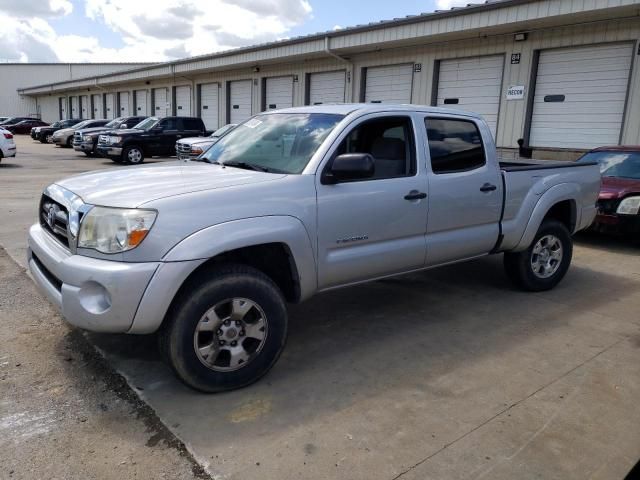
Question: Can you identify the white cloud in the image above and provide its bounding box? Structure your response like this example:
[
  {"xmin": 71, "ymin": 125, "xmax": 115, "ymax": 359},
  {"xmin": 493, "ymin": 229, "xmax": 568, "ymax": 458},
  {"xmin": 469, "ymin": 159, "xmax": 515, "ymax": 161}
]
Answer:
[
  {"xmin": 435, "ymin": 0, "xmax": 472, "ymax": 9},
  {"xmin": 0, "ymin": 0, "xmax": 313, "ymax": 63}
]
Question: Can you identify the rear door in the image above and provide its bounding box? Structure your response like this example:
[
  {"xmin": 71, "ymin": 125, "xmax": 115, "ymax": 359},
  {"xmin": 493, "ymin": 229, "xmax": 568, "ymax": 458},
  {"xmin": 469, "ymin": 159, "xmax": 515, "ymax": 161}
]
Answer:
[
  {"xmin": 199, "ymin": 83, "xmax": 219, "ymax": 130},
  {"xmin": 155, "ymin": 117, "xmax": 180, "ymax": 155},
  {"xmin": 364, "ymin": 64, "xmax": 413, "ymax": 104},
  {"xmin": 316, "ymin": 114, "xmax": 428, "ymax": 289},
  {"xmin": 264, "ymin": 76, "xmax": 293, "ymax": 110},
  {"xmin": 423, "ymin": 115, "xmax": 502, "ymax": 266},
  {"xmin": 228, "ymin": 80, "xmax": 252, "ymax": 124},
  {"xmin": 436, "ymin": 55, "xmax": 504, "ymax": 138},
  {"xmin": 308, "ymin": 70, "xmax": 346, "ymax": 105}
]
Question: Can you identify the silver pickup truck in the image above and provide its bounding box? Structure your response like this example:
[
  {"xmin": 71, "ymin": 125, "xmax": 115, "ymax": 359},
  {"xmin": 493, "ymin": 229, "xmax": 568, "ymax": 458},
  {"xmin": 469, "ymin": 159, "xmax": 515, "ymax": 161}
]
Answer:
[{"xmin": 28, "ymin": 104, "xmax": 600, "ymax": 392}]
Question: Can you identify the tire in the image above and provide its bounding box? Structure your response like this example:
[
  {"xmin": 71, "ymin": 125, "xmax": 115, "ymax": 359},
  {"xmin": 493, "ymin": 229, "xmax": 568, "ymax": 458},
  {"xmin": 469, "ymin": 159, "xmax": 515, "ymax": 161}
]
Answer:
[
  {"xmin": 65, "ymin": 137, "xmax": 72, "ymax": 147},
  {"xmin": 123, "ymin": 145, "xmax": 144, "ymax": 164},
  {"xmin": 504, "ymin": 219, "xmax": 573, "ymax": 292},
  {"xmin": 159, "ymin": 264, "xmax": 288, "ymax": 393},
  {"xmin": 42, "ymin": 134, "xmax": 53, "ymax": 144}
]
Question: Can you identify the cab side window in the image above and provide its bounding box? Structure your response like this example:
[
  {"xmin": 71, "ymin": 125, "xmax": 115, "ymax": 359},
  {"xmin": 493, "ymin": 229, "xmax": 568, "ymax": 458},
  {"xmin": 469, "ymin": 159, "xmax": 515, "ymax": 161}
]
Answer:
[
  {"xmin": 159, "ymin": 118, "xmax": 178, "ymax": 131},
  {"xmin": 425, "ymin": 118, "xmax": 486, "ymax": 174},
  {"xmin": 335, "ymin": 116, "xmax": 415, "ymax": 180}
]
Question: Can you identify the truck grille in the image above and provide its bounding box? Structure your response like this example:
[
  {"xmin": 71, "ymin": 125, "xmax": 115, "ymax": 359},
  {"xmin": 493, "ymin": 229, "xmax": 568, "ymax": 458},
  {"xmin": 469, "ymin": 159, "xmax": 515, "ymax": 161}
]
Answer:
[
  {"xmin": 98, "ymin": 135, "xmax": 109, "ymax": 146},
  {"xmin": 40, "ymin": 194, "xmax": 70, "ymax": 248},
  {"xmin": 176, "ymin": 142, "xmax": 193, "ymax": 155},
  {"xmin": 73, "ymin": 132, "xmax": 82, "ymax": 145}
]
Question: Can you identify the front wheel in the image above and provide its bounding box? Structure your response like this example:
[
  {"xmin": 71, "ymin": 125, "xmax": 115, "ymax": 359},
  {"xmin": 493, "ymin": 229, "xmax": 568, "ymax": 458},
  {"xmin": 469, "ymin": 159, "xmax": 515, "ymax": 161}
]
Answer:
[
  {"xmin": 123, "ymin": 145, "xmax": 144, "ymax": 164},
  {"xmin": 504, "ymin": 219, "xmax": 573, "ymax": 291},
  {"xmin": 159, "ymin": 264, "xmax": 288, "ymax": 393}
]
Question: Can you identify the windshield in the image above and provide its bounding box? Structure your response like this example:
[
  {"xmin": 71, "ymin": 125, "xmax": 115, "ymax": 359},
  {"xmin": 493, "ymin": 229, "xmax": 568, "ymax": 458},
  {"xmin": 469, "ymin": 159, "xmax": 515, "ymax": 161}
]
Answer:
[
  {"xmin": 578, "ymin": 151, "xmax": 640, "ymax": 180},
  {"xmin": 50, "ymin": 121, "xmax": 62, "ymax": 128},
  {"xmin": 134, "ymin": 117, "xmax": 159, "ymax": 130},
  {"xmin": 72, "ymin": 121, "xmax": 92, "ymax": 130},
  {"xmin": 105, "ymin": 118, "xmax": 124, "ymax": 128},
  {"xmin": 210, "ymin": 124, "xmax": 236, "ymax": 138},
  {"xmin": 198, "ymin": 113, "xmax": 343, "ymax": 174},
  {"xmin": 0, "ymin": 118, "xmax": 18, "ymax": 125}
]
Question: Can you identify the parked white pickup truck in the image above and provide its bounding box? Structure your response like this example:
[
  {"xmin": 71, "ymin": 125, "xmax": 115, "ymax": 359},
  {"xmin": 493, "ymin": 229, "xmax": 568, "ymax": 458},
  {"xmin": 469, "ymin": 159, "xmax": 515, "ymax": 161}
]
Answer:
[{"xmin": 28, "ymin": 105, "xmax": 600, "ymax": 392}]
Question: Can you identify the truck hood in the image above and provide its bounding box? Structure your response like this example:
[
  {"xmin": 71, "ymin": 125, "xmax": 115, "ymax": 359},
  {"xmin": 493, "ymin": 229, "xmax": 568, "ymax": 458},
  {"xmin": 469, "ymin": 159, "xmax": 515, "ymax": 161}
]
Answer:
[
  {"xmin": 177, "ymin": 136, "xmax": 215, "ymax": 147},
  {"xmin": 599, "ymin": 176, "xmax": 640, "ymax": 200},
  {"xmin": 55, "ymin": 161, "xmax": 287, "ymax": 208},
  {"xmin": 77, "ymin": 126, "xmax": 114, "ymax": 135}
]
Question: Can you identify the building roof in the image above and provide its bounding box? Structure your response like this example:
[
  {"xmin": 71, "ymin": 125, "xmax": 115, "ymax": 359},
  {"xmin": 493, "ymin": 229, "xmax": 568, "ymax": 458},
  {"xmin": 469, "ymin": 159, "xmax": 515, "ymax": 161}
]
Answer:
[{"xmin": 18, "ymin": 0, "xmax": 640, "ymax": 95}]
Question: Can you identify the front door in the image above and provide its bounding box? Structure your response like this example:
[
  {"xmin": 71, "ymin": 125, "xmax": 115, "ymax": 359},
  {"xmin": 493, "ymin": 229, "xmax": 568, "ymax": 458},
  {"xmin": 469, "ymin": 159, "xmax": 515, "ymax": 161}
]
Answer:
[
  {"xmin": 423, "ymin": 115, "xmax": 502, "ymax": 266},
  {"xmin": 316, "ymin": 114, "xmax": 428, "ymax": 289}
]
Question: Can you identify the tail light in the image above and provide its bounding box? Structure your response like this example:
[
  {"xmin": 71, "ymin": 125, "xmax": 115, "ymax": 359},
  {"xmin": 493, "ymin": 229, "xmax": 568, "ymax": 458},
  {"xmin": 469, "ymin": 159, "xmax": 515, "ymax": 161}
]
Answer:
[{"xmin": 4, "ymin": 133, "xmax": 13, "ymax": 139}]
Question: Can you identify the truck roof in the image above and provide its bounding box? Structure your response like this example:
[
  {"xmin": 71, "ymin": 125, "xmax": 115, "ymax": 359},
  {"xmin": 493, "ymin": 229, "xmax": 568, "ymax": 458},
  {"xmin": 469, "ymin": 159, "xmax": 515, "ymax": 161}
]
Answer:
[{"xmin": 274, "ymin": 103, "xmax": 484, "ymax": 119}]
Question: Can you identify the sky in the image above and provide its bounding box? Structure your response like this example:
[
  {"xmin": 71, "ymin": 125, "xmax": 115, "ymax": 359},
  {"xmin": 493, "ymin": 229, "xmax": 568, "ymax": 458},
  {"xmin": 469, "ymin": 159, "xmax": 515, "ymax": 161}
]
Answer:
[{"xmin": 0, "ymin": 0, "xmax": 470, "ymax": 64}]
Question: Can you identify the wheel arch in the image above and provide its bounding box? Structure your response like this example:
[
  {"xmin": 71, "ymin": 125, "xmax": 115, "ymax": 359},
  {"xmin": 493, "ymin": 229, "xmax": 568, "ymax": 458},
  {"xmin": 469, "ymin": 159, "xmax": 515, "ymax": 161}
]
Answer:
[
  {"xmin": 513, "ymin": 183, "xmax": 579, "ymax": 251},
  {"xmin": 128, "ymin": 216, "xmax": 317, "ymax": 334}
]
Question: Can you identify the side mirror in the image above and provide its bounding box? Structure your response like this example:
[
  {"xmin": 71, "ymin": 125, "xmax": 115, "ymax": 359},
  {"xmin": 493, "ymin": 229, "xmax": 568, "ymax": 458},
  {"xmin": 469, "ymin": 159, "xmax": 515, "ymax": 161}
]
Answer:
[{"xmin": 324, "ymin": 153, "xmax": 375, "ymax": 184}]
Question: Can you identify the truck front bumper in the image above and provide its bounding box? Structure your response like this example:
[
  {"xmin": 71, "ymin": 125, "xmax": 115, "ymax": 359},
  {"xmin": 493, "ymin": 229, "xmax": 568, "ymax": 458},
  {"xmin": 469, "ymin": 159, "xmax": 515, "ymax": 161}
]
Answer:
[
  {"xmin": 28, "ymin": 223, "xmax": 159, "ymax": 333},
  {"xmin": 73, "ymin": 141, "xmax": 95, "ymax": 153},
  {"xmin": 96, "ymin": 146, "xmax": 122, "ymax": 158},
  {"xmin": 28, "ymin": 223, "xmax": 203, "ymax": 334}
]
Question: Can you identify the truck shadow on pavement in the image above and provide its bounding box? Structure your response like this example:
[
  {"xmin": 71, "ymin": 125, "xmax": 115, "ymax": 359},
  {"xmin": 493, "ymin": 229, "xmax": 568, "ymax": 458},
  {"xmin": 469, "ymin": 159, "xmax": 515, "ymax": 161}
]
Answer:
[{"xmin": 78, "ymin": 250, "xmax": 639, "ymax": 452}]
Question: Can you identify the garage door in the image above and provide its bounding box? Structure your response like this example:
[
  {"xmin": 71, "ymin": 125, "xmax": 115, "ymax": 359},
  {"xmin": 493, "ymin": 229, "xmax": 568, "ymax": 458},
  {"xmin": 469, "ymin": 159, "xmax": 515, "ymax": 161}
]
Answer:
[
  {"xmin": 308, "ymin": 71, "xmax": 345, "ymax": 105},
  {"xmin": 80, "ymin": 95, "xmax": 89, "ymax": 119},
  {"xmin": 265, "ymin": 76, "xmax": 293, "ymax": 110},
  {"xmin": 154, "ymin": 88, "xmax": 169, "ymax": 117},
  {"xmin": 530, "ymin": 43, "xmax": 633, "ymax": 149},
  {"xmin": 70, "ymin": 96, "xmax": 79, "ymax": 118},
  {"xmin": 437, "ymin": 55, "xmax": 504, "ymax": 138},
  {"xmin": 91, "ymin": 94, "xmax": 102, "ymax": 119},
  {"xmin": 229, "ymin": 80, "xmax": 252, "ymax": 124},
  {"xmin": 59, "ymin": 97, "xmax": 67, "ymax": 119},
  {"xmin": 105, "ymin": 93, "xmax": 116, "ymax": 119},
  {"xmin": 119, "ymin": 92, "xmax": 130, "ymax": 117},
  {"xmin": 364, "ymin": 64, "xmax": 413, "ymax": 104},
  {"xmin": 175, "ymin": 86, "xmax": 192, "ymax": 115},
  {"xmin": 135, "ymin": 90, "xmax": 148, "ymax": 116},
  {"xmin": 200, "ymin": 83, "xmax": 219, "ymax": 130}
]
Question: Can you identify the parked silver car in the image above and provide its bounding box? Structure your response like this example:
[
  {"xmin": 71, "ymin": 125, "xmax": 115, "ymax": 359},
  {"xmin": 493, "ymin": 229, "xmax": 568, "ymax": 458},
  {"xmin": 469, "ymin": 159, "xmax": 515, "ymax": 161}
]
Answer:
[{"xmin": 175, "ymin": 123, "xmax": 236, "ymax": 159}]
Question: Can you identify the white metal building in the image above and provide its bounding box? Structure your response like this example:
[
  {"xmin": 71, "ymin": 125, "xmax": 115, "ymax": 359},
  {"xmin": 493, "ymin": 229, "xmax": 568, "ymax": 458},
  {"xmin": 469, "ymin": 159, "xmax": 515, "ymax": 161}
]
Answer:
[
  {"xmin": 0, "ymin": 63, "xmax": 150, "ymax": 120},
  {"xmin": 13, "ymin": 0, "xmax": 640, "ymax": 158}
]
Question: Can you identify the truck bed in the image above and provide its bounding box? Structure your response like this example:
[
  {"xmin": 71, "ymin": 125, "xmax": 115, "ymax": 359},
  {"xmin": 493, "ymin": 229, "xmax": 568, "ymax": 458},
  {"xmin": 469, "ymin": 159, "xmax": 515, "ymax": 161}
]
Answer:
[{"xmin": 499, "ymin": 159, "xmax": 597, "ymax": 172}]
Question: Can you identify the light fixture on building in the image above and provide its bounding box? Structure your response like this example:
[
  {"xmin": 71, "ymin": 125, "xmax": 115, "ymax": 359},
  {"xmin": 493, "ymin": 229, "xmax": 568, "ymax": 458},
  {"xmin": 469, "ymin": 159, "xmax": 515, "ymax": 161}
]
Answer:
[
  {"xmin": 253, "ymin": 66, "xmax": 260, "ymax": 73},
  {"xmin": 514, "ymin": 32, "xmax": 528, "ymax": 42}
]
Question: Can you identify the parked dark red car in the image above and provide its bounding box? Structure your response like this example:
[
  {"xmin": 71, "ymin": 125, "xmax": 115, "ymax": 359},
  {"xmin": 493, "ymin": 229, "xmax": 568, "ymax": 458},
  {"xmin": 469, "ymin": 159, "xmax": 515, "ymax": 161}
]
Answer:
[
  {"xmin": 577, "ymin": 146, "xmax": 640, "ymax": 234},
  {"xmin": 5, "ymin": 119, "xmax": 49, "ymax": 134}
]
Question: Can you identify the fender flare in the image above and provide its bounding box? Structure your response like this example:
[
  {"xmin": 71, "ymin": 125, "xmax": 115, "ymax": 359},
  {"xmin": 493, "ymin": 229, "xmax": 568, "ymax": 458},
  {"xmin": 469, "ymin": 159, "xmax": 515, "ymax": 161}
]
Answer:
[
  {"xmin": 163, "ymin": 215, "xmax": 317, "ymax": 299},
  {"xmin": 513, "ymin": 183, "xmax": 579, "ymax": 251}
]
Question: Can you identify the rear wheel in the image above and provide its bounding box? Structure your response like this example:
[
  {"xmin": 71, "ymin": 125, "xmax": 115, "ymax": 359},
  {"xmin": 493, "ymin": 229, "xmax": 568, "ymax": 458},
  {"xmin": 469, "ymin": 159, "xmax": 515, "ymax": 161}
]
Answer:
[
  {"xmin": 159, "ymin": 264, "xmax": 288, "ymax": 393},
  {"xmin": 504, "ymin": 219, "xmax": 572, "ymax": 291},
  {"xmin": 123, "ymin": 145, "xmax": 144, "ymax": 164}
]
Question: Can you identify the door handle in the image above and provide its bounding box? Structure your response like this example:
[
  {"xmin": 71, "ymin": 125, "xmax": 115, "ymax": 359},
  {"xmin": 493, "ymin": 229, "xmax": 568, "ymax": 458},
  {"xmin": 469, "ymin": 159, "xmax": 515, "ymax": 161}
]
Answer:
[
  {"xmin": 480, "ymin": 183, "xmax": 497, "ymax": 192},
  {"xmin": 404, "ymin": 190, "xmax": 427, "ymax": 201}
]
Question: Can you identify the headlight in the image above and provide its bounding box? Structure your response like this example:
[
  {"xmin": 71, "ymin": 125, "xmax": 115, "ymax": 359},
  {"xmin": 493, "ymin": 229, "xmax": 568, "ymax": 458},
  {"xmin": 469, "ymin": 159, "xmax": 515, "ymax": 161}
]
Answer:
[
  {"xmin": 108, "ymin": 136, "xmax": 122, "ymax": 144},
  {"xmin": 616, "ymin": 196, "xmax": 640, "ymax": 215},
  {"xmin": 78, "ymin": 207, "xmax": 157, "ymax": 253}
]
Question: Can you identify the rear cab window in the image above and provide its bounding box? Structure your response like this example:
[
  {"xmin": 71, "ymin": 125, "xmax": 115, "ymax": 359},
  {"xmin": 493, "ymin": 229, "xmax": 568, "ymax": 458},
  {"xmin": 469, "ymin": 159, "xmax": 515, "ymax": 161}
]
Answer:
[{"xmin": 425, "ymin": 117, "xmax": 486, "ymax": 174}]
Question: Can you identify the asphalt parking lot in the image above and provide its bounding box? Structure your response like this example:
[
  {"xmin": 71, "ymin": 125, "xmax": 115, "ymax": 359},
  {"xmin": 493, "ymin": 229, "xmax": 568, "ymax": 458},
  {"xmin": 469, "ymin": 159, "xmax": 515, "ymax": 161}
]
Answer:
[{"xmin": 1, "ymin": 136, "xmax": 639, "ymax": 479}]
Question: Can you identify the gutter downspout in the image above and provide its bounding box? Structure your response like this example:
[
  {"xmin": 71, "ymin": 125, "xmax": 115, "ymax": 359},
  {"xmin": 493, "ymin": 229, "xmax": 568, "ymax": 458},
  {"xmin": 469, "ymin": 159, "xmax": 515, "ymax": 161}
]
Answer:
[{"xmin": 324, "ymin": 36, "xmax": 353, "ymax": 102}]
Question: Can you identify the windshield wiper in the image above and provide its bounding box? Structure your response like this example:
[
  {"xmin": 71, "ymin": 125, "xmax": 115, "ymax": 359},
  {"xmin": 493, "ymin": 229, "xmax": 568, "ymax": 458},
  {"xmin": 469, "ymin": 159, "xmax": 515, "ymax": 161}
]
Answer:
[{"xmin": 222, "ymin": 161, "xmax": 271, "ymax": 172}]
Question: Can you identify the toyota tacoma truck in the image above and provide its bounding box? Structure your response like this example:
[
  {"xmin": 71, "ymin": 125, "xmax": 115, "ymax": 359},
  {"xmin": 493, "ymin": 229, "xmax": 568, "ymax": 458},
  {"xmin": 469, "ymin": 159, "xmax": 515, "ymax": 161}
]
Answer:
[
  {"xmin": 27, "ymin": 104, "xmax": 600, "ymax": 393},
  {"xmin": 96, "ymin": 116, "xmax": 207, "ymax": 164}
]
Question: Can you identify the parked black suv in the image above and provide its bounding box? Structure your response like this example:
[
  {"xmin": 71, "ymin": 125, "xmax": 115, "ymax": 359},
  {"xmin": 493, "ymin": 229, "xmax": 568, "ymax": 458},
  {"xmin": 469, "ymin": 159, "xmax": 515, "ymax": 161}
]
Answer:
[
  {"xmin": 96, "ymin": 116, "xmax": 207, "ymax": 164},
  {"xmin": 38, "ymin": 119, "xmax": 83, "ymax": 143},
  {"xmin": 73, "ymin": 116, "xmax": 147, "ymax": 156}
]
